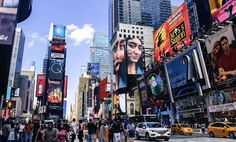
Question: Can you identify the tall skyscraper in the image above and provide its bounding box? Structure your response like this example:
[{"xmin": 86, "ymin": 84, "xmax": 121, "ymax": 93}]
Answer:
[
  {"xmin": 8, "ymin": 28, "xmax": 25, "ymax": 88},
  {"xmin": 109, "ymin": 0, "xmax": 141, "ymax": 39},
  {"xmin": 21, "ymin": 62, "xmax": 36, "ymax": 113},
  {"xmin": 140, "ymin": 0, "xmax": 171, "ymax": 29},
  {"xmin": 90, "ymin": 32, "xmax": 109, "ymax": 80},
  {"xmin": 109, "ymin": 0, "xmax": 171, "ymax": 40}
]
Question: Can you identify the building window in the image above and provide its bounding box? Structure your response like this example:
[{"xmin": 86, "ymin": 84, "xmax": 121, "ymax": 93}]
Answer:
[
  {"xmin": 141, "ymin": 31, "xmax": 143, "ymax": 34},
  {"xmin": 119, "ymin": 34, "xmax": 122, "ymax": 37},
  {"xmin": 130, "ymin": 103, "xmax": 134, "ymax": 114},
  {"xmin": 124, "ymin": 29, "xmax": 126, "ymax": 32},
  {"xmin": 132, "ymin": 31, "xmax": 135, "ymax": 34},
  {"xmin": 124, "ymin": 35, "xmax": 126, "ymax": 38},
  {"xmin": 128, "ymin": 30, "xmax": 130, "ymax": 33},
  {"xmin": 136, "ymin": 31, "xmax": 139, "ymax": 34}
]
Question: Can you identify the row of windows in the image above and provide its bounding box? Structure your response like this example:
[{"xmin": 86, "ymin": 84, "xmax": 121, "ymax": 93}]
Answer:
[
  {"xmin": 119, "ymin": 34, "xmax": 144, "ymax": 40},
  {"xmin": 120, "ymin": 29, "xmax": 144, "ymax": 34}
]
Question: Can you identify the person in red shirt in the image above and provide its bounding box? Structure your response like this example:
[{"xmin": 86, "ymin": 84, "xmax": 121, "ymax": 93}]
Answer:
[{"xmin": 218, "ymin": 36, "xmax": 236, "ymax": 78}]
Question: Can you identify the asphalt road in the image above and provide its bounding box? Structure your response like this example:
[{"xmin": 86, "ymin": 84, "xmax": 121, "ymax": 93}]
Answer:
[{"xmin": 135, "ymin": 133, "xmax": 236, "ymax": 142}]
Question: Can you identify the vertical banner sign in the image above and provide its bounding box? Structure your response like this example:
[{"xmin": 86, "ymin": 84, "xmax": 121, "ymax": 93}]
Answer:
[
  {"xmin": 36, "ymin": 74, "xmax": 46, "ymax": 97},
  {"xmin": 64, "ymin": 75, "xmax": 68, "ymax": 98},
  {"xmin": 0, "ymin": 0, "xmax": 19, "ymax": 45},
  {"xmin": 154, "ymin": 2, "xmax": 191, "ymax": 63}
]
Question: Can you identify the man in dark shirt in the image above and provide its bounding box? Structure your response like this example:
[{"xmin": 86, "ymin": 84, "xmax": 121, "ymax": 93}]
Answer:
[
  {"xmin": 87, "ymin": 119, "xmax": 97, "ymax": 142},
  {"xmin": 218, "ymin": 36, "xmax": 236, "ymax": 79}
]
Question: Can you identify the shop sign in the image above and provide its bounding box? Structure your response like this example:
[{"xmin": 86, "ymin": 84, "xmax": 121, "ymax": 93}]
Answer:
[{"xmin": 209, "ymin": 102, "xmax": 236, "ymax": 112}]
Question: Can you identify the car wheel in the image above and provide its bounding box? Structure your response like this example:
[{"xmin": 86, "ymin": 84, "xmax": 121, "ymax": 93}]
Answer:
[
  {"xmin": 180, "ymin": 131, "xmax": 184, "ymax": 135},
  {"xmin": 164, "ymin": 137, "xmax": 169, "ymax": 141},
  {"xmin": 146, "ymin": 133, "xmax": 151, "ymax": 141},
  {"xmin": 209, "ymin": 132, "xmax": 215, "ymax": 137},
  {"xmin": 229, "ymin": 132, "xmax": 235, "ymax": 138},
  {"xmin": 171, "ymin": 131, "xmax": 175, "ymax": 135},
  {"xmin": 136, "ymin": 132, "xmax": 140, "ymax": 140}
]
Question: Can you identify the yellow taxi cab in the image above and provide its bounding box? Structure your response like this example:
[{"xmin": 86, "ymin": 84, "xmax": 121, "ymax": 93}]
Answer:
[
  {"xmin": 208, "ymin": 122, "xmax": 236, "ymax": 138},
  {"xmin": 171, "ymin": 124, "xmax": 193, "ymax": 135}
]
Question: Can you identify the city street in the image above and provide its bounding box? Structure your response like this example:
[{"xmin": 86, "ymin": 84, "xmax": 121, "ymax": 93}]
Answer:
[{"xmin": 135, "ymin": 133, "xmax": 236, "ymax": 142}]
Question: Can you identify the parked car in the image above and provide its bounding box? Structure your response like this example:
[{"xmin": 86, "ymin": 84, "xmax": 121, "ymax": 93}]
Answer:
[
  {"xmin": 208, "ymin": 122, "xmax": 236, "ymax": 138},
  {"xmin": 171, "ymin": 124, "xmax": 193, "ymax": 135},
  {"xmin": 135, "ymin": 122, "xmax": 170, "ymax": 141}
]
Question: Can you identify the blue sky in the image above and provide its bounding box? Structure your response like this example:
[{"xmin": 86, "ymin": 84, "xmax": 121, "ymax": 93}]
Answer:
[{"xmin": 18, "ymin": 0, "xmax": 183, "ymax": 118}]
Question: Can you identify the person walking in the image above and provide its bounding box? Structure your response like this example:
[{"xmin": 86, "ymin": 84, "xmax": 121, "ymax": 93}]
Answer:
[
  {"xmin": 42, "ymin": 122, "xmax": 58, "ymax": 142},
  {"xmin": 70, "ymin": 118, "xmax": 77, "ymax": 141},
  {"xmin": 127, "ymin": 121, "xmax": 135, "ymax": 142},
  {"xmin": 98, "ymin": 120, "xmax": 104, "ymax": 142},
  {"xmin": 103, "ymin": 122, "xmax": 109, "ymax": 142},
  {"xmin": 77, "ymin": 120, "xmax": 84, "ymax": 142},
  {"xmin": 35, "ymin": 123, "xmax": 45, "ymax": 142},
  {"xmin": 57, "ymin": 124, "xmax": 67, "ymax": 142},
  {"xmin": 8, "ymin": 122, "xmax": 16, "ymax": 142},
  {"xmin": 18, "ymin": 122, "xmax": 25, "ymax": 142},
  {"xmin": 24, "ymin": 121, "xmax": 34, "ymax": 142},
  {"xmin": 2, "ymin": 120, "xmax": 10, "ymax": 142},
  {"xmin": 87, "ymin": 119, "xmax": 97, "ymax": 142}
]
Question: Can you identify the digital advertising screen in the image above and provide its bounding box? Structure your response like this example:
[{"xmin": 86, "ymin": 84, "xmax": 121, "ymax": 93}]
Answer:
[
  {"xmin": 115, "ymin": 93, "xmax": 126, "ymax": 114},
  {"xmin": 126, "ymin": 37, "xmax": 144, "ymax": 75},
  {"xmin": 64, "ymin": 75, "xmax": 68, "ymax": 98},
  {"xmin": 209, "ymin": 0, "xmax": 236, "ymax": 24},
  {"xmin": 36, "ymin": 74, "xmax": 46, "ymax": 97},
  {"xmin": 48, "ymin": 59, "xmax": 64, "ymax": 80},
  {"xmin": 0, "ymin": 13, "xmax": 16, "ymax": 45},
  {"xmin": 134, "ymin": 89, "xmax": 140, "ymax": 114},
  {"xmin": 51, "ymin": 52, "xmax": 64, "ymax": 59},
  {"xmin": 99, "ymin": 78, "xmax": 110, "ymax": 101},
  {"xmin": 205, "ymin": 25, "xmax": 236, "ymax": 87},
  {"xmin": 137, "ymin": 76, "xmax": 149, "ymax": 114},
  {"xmin": 165, "ymin": 42, "xmax": 210, "ymax": 98},
  {"xmin": 47, "ymin": 80, "xmax": 62, "ymax": 103},
  {"xmin": 52, "ymin": 25, "xmax": 66, "ymax": 42},
  {"xmin": 87, "ymin": 63, "xmax": 99, "ymax": 75},
  {"xmin": 147, "ymin": 73, "xmax": 164, "ymax": 97},
  {"xmin": 51, "ymin": 44, "xmax": 65, "ymax": 52},
  {"xmin": 0, "ymin": 0, "xmax": 19, "ymax": 14},
  {"xmin": 154, "ymin": 2, "xmax": 191, "ymax": 63},
  {"xmin": 113, "ymin": 39, "xmax": 127, "ymax": 91}
]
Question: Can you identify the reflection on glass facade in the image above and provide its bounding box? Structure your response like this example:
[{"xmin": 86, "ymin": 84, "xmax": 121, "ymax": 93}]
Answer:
[
  {"xmin": 140, "ymin": 0, "xmax": 171, "ymax": 29},
  {"xmin": 90, "ymin": 32, "xmax": 109, "ymax": 79}
]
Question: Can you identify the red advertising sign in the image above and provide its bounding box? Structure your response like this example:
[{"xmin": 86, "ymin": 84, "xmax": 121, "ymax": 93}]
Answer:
[
  {"xmin": 51, "ymin": 44, "xmax": 65, "ymax": 52},
  {"xmin": 99, "ymin": 78, "xmax": 110, "ymax": 101},
  {"xmin": 36, "ymin": 74, "xmax": 46, "ymax": 97},
  {"xmin": 209, "ymin": 0, "xmax": 236, "ymax": 24},
  {"xmin": 154, "ymin": 2, "xmax": 191, "ymax": 63},
  {"xmin": 64, "ymin": 75, "xmax": 68, "ymax": 98},
  {"xmin": 47, "ymin": 80, "xmax": 62, "ymax": 103}
]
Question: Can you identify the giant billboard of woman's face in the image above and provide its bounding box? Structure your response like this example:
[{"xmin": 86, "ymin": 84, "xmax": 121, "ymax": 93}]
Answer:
[{"xmin": 126, "ymin": 38, "xmax": 143, "ymax": 75}]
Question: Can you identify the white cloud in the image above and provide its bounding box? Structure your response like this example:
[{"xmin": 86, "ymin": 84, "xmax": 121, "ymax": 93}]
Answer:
[
  {"xmin": 66, "ymin": 24, "xmax": 95, "ymax": 46},
  {"xmin": 27, "ymin": 32, "xmax": 47, "ymax": 48}
]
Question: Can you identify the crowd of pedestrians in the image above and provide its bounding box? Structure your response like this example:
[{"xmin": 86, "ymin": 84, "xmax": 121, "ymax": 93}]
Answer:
[{"xmin": 0, "ymin": 116, "xmax": 135, "ymax": 142}]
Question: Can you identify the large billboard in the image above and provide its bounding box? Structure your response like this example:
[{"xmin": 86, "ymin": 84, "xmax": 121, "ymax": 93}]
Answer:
[
  {"xmin": 165, "ymin": 42, "xmax": 210, "ymax": 98},
  {"xmin": 154, "ymin": 2, "xmax": 191, "ymax": 63},
  {"xmin": 0, "ymin": 0, "xmax": 19, "ymax": 45},
  {"xmin": 99, "ymin": 78, "xmax": 110, "ymax": 101},
  {"xmin": 113, "ymin": 39, "xmax": 127, "ymax": 91},
  {"xmin": 205, "ymin": 25, "xmax": 236, "ymax": 87},
  {"xmin": 36, "ymin": 74, "xmax": 46, "ymax": 97},
  {"xmin": 114, "ymin": 93, "xmax": 126, "ymax": 114},
  {"xmin": 48, "ymin": 59, "xmax": 64, "ymax": 80},
  {"xmin": 126, "ymin": 37, "xmax": 144, "ymax": 75},
  {"xmin": 51, "ymin": 43, "xmax": 65, "ymax": 52},
  {"xmin": 87, "ymin": 63, "xmax": 99, "ymax": 75},
  {"xmin": 47, "ymin": 80, "xmax": 62, "ymax": 103},
  {"xmin": 52, "ymin": 25, "xmax": 66, "ymax": 42},
  {"xmin": 209, "ymin": 0, "xmax": 236, "ymax": 24}
]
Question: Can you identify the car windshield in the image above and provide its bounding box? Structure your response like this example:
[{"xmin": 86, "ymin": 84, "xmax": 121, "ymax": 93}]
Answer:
[
  {"xmin": 146, "ymin": 123, "xmax": 163, "ymax": 128},
  {"xmin": 226, "ymin": 123, "xmax": 236, "ymax": 127},
  {"xmin": 181, "ymin": 125, "xmax": 189, "ymax": 128}
]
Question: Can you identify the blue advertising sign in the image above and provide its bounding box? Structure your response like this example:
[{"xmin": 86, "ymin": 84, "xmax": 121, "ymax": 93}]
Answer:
[
  {"xmin": 52, "ymin": 25, "xmax": 66, "ymax": 41},
  {"xmin": 87, "ymin": 63, "xmax": 99, "ymax": 75},
  {"xmin": 6, "ymin": 86, "xmax": 11, "ymax": 100},
  {"xmin": 165, "ymin": 42, "xmax": 210, "ymax": 98}
]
